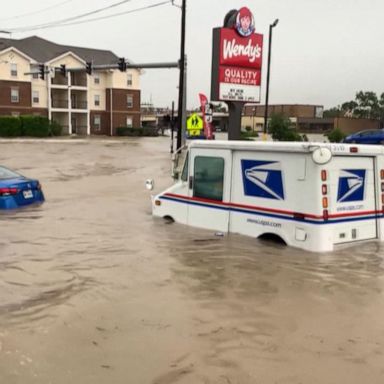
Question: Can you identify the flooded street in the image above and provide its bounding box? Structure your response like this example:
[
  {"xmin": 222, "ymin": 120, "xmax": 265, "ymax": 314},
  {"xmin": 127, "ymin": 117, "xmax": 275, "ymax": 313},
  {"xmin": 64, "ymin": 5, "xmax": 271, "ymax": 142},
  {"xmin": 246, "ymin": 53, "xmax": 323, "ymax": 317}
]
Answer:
[{"xmin": 1, "ymin": 136, "xmax": 384, "ymax": 384}]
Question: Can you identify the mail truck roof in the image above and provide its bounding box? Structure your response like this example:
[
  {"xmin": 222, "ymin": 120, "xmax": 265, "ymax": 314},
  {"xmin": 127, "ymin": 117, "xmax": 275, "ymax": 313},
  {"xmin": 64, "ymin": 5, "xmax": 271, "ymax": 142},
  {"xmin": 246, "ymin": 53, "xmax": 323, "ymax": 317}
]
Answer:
[{"xmin": 189, "ymin": 140, "xmax": 384, "ymax": 156}]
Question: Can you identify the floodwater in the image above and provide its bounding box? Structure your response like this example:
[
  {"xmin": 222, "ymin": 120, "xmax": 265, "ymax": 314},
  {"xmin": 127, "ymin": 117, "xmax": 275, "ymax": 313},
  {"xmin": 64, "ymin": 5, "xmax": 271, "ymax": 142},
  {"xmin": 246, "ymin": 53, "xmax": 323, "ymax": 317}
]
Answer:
[{"xmin": 1, "ymin": 136, "xmax": 384, "ymax": 384}]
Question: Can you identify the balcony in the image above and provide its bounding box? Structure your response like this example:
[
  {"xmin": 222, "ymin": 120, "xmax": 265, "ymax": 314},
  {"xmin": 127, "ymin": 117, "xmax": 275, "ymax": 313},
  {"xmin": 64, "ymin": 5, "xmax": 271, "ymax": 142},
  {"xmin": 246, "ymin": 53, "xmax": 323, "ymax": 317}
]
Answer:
[
  {"xmin": 52, "ymin": 99, "xmax": 69, "ymax": 109},
  {"xmin": 51, "ymin": 73, "xmax": 68, "ymax": 86},
  {"xmin": 71, "ymin": 100, "xmax": 87, "ymax": 110},
  {"xmin": 71, "ymin": 72, "xmax": 87, "ymax": 87}
]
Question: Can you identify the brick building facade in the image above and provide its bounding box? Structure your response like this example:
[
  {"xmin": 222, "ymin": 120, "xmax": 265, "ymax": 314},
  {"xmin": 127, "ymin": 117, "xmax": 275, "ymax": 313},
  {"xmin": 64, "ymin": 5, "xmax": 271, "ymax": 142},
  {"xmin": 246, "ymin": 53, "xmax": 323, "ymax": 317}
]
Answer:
[{"xmin": 0, "ymin": 36, "xmax": 141, "ymax": 135}]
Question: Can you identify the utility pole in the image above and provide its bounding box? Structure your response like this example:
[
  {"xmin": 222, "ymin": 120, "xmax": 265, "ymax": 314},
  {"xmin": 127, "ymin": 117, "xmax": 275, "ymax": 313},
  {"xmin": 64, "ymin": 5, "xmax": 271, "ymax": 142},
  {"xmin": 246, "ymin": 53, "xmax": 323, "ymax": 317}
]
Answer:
[{"xmin": 176, "ymin": 0, "xmax": 186, "ymax": 151}]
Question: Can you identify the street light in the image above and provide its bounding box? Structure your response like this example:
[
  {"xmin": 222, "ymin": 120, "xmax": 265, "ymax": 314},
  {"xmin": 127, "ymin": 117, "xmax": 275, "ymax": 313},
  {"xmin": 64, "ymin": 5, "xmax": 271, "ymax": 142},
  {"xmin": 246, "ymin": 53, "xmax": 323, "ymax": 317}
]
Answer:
[{"xmin": 263, "ymin": 18, "xmax": 279, "ymax": 136}]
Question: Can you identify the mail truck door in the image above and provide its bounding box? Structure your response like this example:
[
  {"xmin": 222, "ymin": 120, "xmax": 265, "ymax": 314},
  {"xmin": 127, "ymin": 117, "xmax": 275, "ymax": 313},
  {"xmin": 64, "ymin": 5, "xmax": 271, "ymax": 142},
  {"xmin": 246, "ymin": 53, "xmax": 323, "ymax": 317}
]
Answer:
[
  {"xmin": 330, "ymin": 157, "xmax": 377, "ymax": 244},
  {"xmin": 187, "ymin": 148, "xmax": 232, "ymax": 232}
]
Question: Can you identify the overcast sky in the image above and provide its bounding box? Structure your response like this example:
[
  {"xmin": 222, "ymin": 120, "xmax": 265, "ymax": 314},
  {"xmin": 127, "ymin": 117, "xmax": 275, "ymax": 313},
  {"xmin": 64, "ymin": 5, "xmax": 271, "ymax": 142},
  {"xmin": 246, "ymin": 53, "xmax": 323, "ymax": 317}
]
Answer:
[{"xmin": 2, "ymin": 0, "xmax": 384, "ymax": 109}]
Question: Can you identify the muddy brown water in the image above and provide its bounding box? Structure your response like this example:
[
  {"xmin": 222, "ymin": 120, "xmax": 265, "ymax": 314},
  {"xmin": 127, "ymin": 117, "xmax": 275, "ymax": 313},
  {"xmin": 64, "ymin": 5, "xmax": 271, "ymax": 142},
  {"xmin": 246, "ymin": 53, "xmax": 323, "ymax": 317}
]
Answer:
[{"xmin": 1, "ymin": 137, "xmax": 384, "ymax": 384}]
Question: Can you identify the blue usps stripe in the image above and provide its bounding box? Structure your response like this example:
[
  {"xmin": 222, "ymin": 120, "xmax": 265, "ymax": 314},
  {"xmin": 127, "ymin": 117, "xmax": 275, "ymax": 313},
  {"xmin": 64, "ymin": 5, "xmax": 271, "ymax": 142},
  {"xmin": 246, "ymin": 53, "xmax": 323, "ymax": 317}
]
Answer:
[
  {"xmin": 337, "ymin": 169, "xmax": 366, "ymax": 203},
  {"xmin": 241, "ymin": 160, "xmax": 285, "ymax": 200}
]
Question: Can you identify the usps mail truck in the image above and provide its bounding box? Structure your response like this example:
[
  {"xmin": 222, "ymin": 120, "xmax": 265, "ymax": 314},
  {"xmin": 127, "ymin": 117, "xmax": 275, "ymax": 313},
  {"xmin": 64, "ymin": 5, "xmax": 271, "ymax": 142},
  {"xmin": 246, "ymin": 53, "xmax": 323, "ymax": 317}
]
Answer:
[{"xmin": 151, "ymin": 140, "xmax": 384, "ymax": 252}]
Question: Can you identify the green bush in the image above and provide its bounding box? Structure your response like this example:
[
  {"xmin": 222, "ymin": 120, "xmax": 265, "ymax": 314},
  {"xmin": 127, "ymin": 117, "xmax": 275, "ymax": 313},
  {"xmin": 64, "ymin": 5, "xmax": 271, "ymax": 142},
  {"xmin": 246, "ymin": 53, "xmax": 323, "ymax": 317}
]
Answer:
[
  {"xmin": 116, "ymin": 127, "xmax": 158, "ymax": 137},
  {"xmin": 0, "ymin": 116, "xmax": 62, "ymax": 137},
  {"xmin": 269, "ymin": 113, "xmax": 302, "ymax": 142},
  {"xmin": 49, "ymin": 120, "xmax": 62, "ymax": 136},
  {"xmin": 326, "ymin": 128, "xmax": 345, "ymax": 143},
  {"xmin": 21, "ymin": 116, "xmax": 50, "ymax": 137},
  {"xmin": 241, "ymin": 130, "xmax": 259, "ymax": 139},
  {"xmin": 0, "ymin": 117, "xmax": 22, "ymax": 137}
]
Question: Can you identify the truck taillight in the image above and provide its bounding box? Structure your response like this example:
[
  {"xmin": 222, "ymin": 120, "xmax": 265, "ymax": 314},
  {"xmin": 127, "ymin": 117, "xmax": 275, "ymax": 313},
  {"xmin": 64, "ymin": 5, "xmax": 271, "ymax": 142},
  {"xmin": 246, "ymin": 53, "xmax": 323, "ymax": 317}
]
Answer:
[
  {"xmin": 321, "ymin": 170, "xmax": 329, "ymax": 218},
  {"xmin": 322, "ymin": 184, "xmax": 327, "ymax": 195},
  {"xmin": 0, "ymin": 187, "xmax": 18, "ymax": 196},
  {"xmin": 350, "ymin": 147, "xmax": 358, "ymax": 153},
  {"xmin": 381, "ymin": 170, "xmax": 384, "ymax": 179},
  {"xmin": 321, "ymin": 170, "xmax": 327, "ymax": 181}
]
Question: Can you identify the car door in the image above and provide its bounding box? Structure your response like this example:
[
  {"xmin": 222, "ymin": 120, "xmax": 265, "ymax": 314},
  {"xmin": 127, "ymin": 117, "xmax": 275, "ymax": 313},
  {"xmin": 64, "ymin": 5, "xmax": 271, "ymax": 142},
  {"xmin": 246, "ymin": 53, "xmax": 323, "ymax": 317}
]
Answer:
[{"xmin": 187, "ymin": 148, "xmax": 232, "ymax": 232}]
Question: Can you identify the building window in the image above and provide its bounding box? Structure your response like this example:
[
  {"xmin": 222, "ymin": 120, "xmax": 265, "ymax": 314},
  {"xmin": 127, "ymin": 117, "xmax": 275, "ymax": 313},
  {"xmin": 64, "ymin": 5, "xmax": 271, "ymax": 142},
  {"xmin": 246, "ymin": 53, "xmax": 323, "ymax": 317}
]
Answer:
[
  {"xmin": 127, "ymin": 74, "xmax": 132, "ymax": 86},
  {"xmin": 10, "ymin": 63, "xmax": 17, "ymax": 77},
  {"xmin": 32, "ymin": 91, "xmax": 39, "ymax": 104},
  {"xmin": 94, "ymin": 94, "xmax": 100, "ymax": 106},
  {"xmin": 94, "ymin": 75, "xmax": 100, "ymax": 84},
  {"xmin": 11, "ymin": 88, "xmax": 19, "ymax": 103},
  {"xmin": 94, "ymin": 115, "xmax": 101, "ymax": 131},
  {"xmin": 126, "ymin": 116, "xmax": 133, "ymax": 127},
  {"xmin": 32, "ymin": 72, "xmax": 39, "ymax": 79},
  {"xmin": 127, "ymin": 95, "xmax": 133, "ymax": 108}
]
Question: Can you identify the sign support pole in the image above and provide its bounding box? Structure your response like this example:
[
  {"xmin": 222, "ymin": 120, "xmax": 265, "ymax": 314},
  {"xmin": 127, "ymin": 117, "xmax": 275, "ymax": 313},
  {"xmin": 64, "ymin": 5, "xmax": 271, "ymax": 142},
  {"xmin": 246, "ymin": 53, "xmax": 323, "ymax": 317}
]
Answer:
[
  {"xmin": 227, "ymin": 102, "xmax": 243, "ymax": 140},
  {"xmin": 176, "ymin": 0, "xmax": 186, "ymax": 151}
]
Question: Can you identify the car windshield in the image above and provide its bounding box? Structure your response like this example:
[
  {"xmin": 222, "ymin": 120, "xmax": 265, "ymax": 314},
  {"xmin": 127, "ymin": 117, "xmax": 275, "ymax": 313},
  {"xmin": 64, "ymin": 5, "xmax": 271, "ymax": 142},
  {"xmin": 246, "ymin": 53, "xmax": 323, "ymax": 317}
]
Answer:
[{"xmin": 0, "ymin": 166, "xmax": 22, "ymax": 180}]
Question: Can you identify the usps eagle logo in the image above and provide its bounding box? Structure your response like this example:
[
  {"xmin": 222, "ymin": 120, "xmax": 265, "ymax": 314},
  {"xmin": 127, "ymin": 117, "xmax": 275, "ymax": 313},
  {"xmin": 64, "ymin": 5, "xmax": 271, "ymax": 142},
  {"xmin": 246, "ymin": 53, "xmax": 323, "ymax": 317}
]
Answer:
[
  {"xmin": 337, "ymin": 169, "xmax": 366, "ymax": 203},
  {"xmin": 241, "ymin": 160, "xmax": 284, "ymax": 200}
]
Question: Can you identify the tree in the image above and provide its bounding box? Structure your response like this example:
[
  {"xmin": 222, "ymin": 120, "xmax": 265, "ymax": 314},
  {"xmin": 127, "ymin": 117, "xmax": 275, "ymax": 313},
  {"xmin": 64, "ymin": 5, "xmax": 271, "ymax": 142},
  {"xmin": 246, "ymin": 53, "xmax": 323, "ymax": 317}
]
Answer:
[
  {"xmin": 340, "ymin": 101, "xmax": 358, "ymax": 117},
  {"xmin": 323, "ymin": 107, "xmax": 341, "ymax": 118},
  {"xmin": 268, "ymin": 113, "xmax": 302, "ymax": 141},
  {"xmin": 354, "ymin": 91, "xmax": 380, "ymax": 119},
  {"xmin": 339, "ymin": 91, "xmax": 383, "ymax": 119}
]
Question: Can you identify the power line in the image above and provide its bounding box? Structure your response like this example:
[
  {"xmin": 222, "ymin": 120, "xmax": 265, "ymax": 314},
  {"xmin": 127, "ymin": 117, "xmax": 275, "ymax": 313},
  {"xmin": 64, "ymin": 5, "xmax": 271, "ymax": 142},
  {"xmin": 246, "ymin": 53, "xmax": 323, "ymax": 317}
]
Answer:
[
  {"xmin": 7, "ymin": 0, "xmax": 136, "ymax": 32},
  {"xmin": 0, "ymin": 1, "xmax": 74, "ymax": 22},
  {"xmin": 9, "ymin": 1, "xmax": 172, "ymax": 33}
]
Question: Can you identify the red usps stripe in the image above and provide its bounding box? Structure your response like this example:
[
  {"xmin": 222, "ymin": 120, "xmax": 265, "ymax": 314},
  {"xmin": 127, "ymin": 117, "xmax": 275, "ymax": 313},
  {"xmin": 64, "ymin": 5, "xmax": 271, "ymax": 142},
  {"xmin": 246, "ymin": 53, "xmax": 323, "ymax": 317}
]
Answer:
[
  {"xmin": 220, "ymin": 28, "xmax": 263, "ymax": 69},
  {"xmin": 219, "ymin": 66, "xmax": 261, "ymax": 86}
]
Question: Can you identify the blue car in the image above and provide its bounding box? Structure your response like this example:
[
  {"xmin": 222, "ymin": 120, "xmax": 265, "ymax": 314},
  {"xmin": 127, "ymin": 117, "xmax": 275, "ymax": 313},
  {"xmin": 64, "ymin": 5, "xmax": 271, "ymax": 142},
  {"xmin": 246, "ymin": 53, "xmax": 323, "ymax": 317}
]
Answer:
[
  {"xmin": 0, "ymin": 166, "xmax": 45, "ymax": 209},
  {"xmin": 343, "ymin": 129, "xmax": 384, "ymax": 144}
]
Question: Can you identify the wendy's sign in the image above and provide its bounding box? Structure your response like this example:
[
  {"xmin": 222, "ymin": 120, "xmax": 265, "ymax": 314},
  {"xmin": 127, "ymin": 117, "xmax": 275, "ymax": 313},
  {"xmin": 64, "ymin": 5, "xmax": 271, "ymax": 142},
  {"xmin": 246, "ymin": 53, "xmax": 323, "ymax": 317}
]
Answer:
[
  {"xmin": 211, "ymin": 7, "xmax": 263, "ymax": 103},
  {"xmin": 220, "ymin": 28, "xmax": 263, "ymax": 68}
]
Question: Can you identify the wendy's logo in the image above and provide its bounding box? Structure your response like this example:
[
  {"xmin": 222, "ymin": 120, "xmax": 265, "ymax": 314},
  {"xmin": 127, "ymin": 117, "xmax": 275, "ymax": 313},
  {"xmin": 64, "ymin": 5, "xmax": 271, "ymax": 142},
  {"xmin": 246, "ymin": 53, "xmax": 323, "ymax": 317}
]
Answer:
[{"xmin": 235, "ymin": 7, "xmax": 255, "ymax": 37}]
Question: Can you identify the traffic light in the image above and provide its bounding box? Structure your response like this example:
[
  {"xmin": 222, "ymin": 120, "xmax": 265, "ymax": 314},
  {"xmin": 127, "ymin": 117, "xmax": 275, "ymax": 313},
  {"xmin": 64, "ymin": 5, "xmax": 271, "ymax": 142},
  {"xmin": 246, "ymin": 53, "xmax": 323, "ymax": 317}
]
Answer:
[
  {"xmin": 60, "ymin": 64, "xmax": 66, "ymax": 76},
  {"xmin": 39, "ymin": 64, "xmax": 45, "ymax": 80},
  {"xmin": 86, "ymin": 61, "xmax": 93, "ymax": 75},
  {"xmin": 118, "ymin": 57, "xmax": 127, "ymax": 72}
]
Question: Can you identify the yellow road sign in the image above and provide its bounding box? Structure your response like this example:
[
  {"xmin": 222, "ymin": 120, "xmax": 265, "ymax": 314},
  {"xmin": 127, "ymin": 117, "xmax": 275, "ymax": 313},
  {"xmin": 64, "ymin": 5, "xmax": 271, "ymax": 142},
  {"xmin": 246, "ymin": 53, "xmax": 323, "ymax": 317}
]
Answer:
[
  {"xmin": 188, "ymin": 129, "xmax": 201, "ymax": 136},
  {"xmin": 187, "ymin": 113, "xmax": 203, "ymax": 131}
]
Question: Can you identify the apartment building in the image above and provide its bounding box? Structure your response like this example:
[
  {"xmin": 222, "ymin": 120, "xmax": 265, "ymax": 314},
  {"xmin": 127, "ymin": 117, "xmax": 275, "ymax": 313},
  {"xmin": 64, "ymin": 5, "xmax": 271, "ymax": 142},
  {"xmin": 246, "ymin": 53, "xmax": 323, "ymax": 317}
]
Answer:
[{"xmin": 0, "ymin": 36, "xmax": 140, "ymax": 135}]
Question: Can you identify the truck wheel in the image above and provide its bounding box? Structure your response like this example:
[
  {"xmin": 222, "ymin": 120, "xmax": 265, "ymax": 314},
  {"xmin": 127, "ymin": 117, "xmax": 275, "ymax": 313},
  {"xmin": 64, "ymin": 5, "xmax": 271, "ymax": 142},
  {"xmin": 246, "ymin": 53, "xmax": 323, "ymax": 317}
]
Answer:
[{"xmin": 163, "ymin": 216, "xmax": 174, "ymax": 224}]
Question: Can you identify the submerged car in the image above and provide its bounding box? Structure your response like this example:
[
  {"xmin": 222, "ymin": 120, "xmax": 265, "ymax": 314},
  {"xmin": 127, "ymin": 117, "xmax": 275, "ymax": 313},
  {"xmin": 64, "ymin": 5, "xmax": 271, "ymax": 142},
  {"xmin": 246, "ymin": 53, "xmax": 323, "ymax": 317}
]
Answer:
[
  {"xmin": 343, "ymin": 129, "xmax": 384, "ymax": 144},
  {"xmin": 0, "ymin": 166, "xmax": 45, "ymax": 209}
]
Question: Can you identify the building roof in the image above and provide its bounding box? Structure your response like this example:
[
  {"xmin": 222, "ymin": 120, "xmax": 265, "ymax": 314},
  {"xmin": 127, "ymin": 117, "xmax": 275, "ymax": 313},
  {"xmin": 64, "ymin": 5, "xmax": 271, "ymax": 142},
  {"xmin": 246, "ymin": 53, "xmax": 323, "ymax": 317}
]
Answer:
[{"xmin": 0, "ymin": 36, "xmax": 121, "ymax": 65}]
